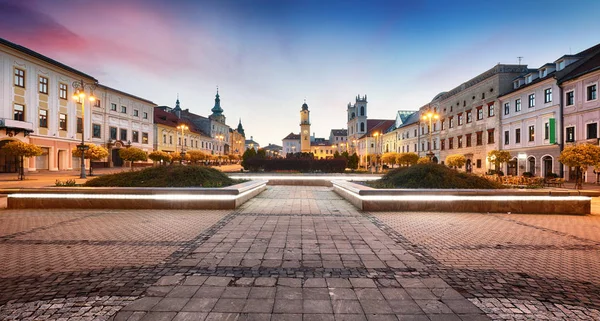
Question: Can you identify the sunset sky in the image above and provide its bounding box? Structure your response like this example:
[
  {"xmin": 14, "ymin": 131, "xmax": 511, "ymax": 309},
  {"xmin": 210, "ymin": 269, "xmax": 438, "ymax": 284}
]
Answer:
[{"xmin": 1, "ymin": 0, "xmax": 600, "ymax": 146}]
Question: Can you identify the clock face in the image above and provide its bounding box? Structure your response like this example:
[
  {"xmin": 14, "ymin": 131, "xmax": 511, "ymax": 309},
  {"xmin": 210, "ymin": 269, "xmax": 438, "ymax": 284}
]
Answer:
[{"xmin": 303, "ymin": 130, "xmax": 308, "ymax": 134}]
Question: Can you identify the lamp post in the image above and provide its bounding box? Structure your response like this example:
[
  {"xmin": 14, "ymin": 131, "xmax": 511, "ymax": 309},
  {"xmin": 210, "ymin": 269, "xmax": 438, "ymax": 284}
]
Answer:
[
  {"xmin": 373, "ymin": 132, "xmax": 380, "ymax": 173},
  {"xmin": 421, "ymin": 111, "xmax": 440, "ymax": 161},
  {"xmin": 72, "ymin": 80, "xmax": 97, "ymax": 179},
  {"xmin": 177, "ymin": 124, "xmax": 188, "ymax": 164}
]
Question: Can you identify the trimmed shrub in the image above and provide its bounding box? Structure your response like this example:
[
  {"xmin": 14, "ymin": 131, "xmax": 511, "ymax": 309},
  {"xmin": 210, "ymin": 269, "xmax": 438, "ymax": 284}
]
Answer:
[
  {"xmin": 243, "ymin": 157, "xmax": 347, "ymax": 173},
  {"xmin": 84, "ymin": 165, "xmax": 235, "ymax": 187},
  {"xmin": 369, "ymin": 163, "xmax": 502, "ymax": 189}
]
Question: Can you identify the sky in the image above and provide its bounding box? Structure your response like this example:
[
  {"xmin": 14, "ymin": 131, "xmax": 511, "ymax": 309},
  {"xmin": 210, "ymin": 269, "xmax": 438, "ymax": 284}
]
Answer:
[{"xmin": 1, "ymin": 0, "xmax": 600, "ymax": 147}]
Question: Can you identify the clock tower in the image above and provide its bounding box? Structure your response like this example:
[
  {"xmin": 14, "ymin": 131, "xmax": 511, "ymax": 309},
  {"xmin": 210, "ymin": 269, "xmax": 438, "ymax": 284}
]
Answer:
[{"xmin": 300, "ymin": 100, "xmax": 311, "ymax": 153}]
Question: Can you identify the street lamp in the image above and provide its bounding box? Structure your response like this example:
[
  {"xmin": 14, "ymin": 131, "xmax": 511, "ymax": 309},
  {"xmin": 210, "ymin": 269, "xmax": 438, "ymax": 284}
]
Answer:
[
  {"xmin": 177, "ymin": 124, "xmax": 188, "ymax": 164},
  {"xmin": 421, "ymin": 111, "xmax": 440, "ymax": 161},
  {"xmin": 373, "ymin": 132, "xmax": 380, "ymax": 173},
  {"xmin": 72, "ymin": 80, "xmax": 97, "ymax": 179}
]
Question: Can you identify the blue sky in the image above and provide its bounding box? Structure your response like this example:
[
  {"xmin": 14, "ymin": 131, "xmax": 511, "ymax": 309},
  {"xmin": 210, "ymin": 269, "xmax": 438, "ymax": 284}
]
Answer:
[{"xmin": 1, "ymin": 0, "xmax": 600, "ymax": 146}]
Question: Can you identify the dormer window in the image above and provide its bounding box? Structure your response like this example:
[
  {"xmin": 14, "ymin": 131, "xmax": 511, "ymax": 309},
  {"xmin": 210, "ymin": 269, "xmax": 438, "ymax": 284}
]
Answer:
[
  {"xmin": 541, "ymin": 68, "xmax": 547, "ymax": 77},
  {"xmin": 526, "ymin": 75, "xmax": 532, "ymax": 83},
  {"xmin": 557, "ymin": 60, "xmax": 565, "ymax": 71}
]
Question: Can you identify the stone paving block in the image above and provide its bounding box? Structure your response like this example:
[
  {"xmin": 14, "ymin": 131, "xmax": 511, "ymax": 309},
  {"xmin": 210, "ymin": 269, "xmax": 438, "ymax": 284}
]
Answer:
[
  {"xmin": 166, "ymin": 286, "xmax": 200, "ymax": 298},
  {"xmin": 365, "ymin": 315, "xmax": 398, "ymax": 321},
  {"xmin": 204, "ymin": 277, "xmax": 233, "ymax": 287},
  {"xmin": 222, "ymin": 287, "xmax": 251, "ymax": 299},
  {"xmin": 249, "ymin": 287, "xmax": 276, "ymax": 299},
  {"xmin": 332, "ymin": 300, "xmax": 364, "ymax": 314},
  {"xmin": 151, "ymin": 298, "xmax": 190, "ymax": 312},
  {"xmin": 238, "ymin": 312, "xmax": 272, "ymax": 321},
  {"xmin": 356, "ymin": 289, "xmax": 385, "ymax": 301},
  {"xmin": 121, "ymin": 297, "xmax": 162, "ymax": 311},
  {"xmin": 350, "ymin": 279, "xmax": 377, "ymax": 288},
  {"xmin": 274, "ymin": 299, "xmax": 303, "ymax": 314},
  {"xmin": 146, "ymin": 286, "xmax": 175, "ymax": 297},
  {"xmin": 427, "ymin": 314, "xmax": 462, "ymax": 321},
  {"xmin": 181, "ymin": 298, "xmax": 218, "ymax": 312},
  {"xmin": 303, "ymin": 314, "xmax": 336, "ymax": 321},
  {"xmin": 442, "ymin": 299, "xmax": 484, "ymax": 314},
  {"xmin": 156, "ymin": 276, "xmax": 185, "ymax": 286},
  {"xmin": 414, "ymin": 300, "xmax": 452, "ymax": 314},
  {"xmin": 329, "ymin": 288, "xmax": 358, "ymax": 300},
  {"xmin": 404, "ymin": 289, "xmax": 437, "ymax": 300},
  {"xmin": 273, "ymin": 313, "xmax": 302, "ymax": 321},
  {"xmin": 359, "ymin": 300, "xmax": 393, "ymax": 314},
  {"xmin": 254, "ymin": 278, "xmax": 277, "ymax": 287},
  {"xmin": 303, "ymin": 300, "xmax": 334, "ymax": 314},
  {"xmin": 213, "ymin": 298, "xmax": 246, "ymax": 313},
  {"xmin": 334, "ymin": 314, "xmax": 367, "ymax": 321},
  {"xmin": 138, "ymin": 311, "xmax": 177, "ymax": 321},
  {"xmin": 303, "ymin": 288, "xmax": 330, "ymax": 300},
  {"xmin": 394, "ymin": 279, "xmax": 426, "ymax": 289},
  {"xmin": 182, "ymin": 276, "xmax": 208, "ymax": 286},
  {"xmin": 235, "ymin": 278, "xmax": 256, "ymax": 287},
  {"xmin": 172, "ymin": 312, "xmax": 208, "ymax": 321},
  {"xmin": 193, "ymin": 287, "xmax": 227, "ymax": 298},
  {"xmin": 304, "ymin": 278, "xmax": 327, "ymax": 288},
  {"xmin": 277, "ymin": 288, "xmax": 303, "ymax": 300},
  {"xmin": 204, "ymin": 312, "xmax": 240, "ymax": 321},
  {"xmin": 242, "ymin": 299, "xmax": 274, "ymax": 313},
  {"xmin": 394, "ymin": 315, "xmax": 429, "ymax": 321},
  {"xmin": 387, "ymin": 299, "xmax": 423, "ymax": 315}
]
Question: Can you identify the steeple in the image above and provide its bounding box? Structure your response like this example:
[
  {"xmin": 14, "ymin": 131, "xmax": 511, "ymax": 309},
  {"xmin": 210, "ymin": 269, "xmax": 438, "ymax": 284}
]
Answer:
[
  {"xmin": 173, "ymin": 94, "xmax": 182, "ymax": 118},
  {"xmin": 237, "ymin": 118, "xmax": 245, "ymax": 137},
  {"xmin": 211, "ymin": 87, "xmax": 223, "ymax": 116}
]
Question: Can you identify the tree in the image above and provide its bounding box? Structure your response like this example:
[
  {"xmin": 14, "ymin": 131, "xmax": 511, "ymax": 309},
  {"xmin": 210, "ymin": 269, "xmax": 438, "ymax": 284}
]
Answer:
[
  {"xmin": 347, "ymin": 153, "xmax": 359, "ymax": 170},
  {"xmin": 396, "ymin": 153, "xmax": 419, "ymax": 166},
  {"xmin": 72, "ymin": 143, "xmax": 109, "ymax": 176},
  {"xmin": 333, "ymin": 151, "xmax": 341, "ymax": 159},
  {"xmin": 148, "ymin": 150, "xmax": 172, "ymax": 165},
  {"xmin": 119, "ymin": 147, "xmax": 147, "ymax": 170},
  {"xmin": 241, "ymin": 148, "xmax": 257, "ymax": 170},
  {"xmin": 187, "ymin": 150, "xmax": 207, "ymax": 164},
  {"xmin": 256, "ymin": 148, "xmax": 267, "ymax": 158},
  {"xmin": 381, "ymin": 152, "xmax": 398, "ymax": 167},
  {"xmin": 445, "ymin": 154, "xmax": 466, "ymax": 169},
  {"xmin": 487, "ymin": 150, "xmax": 511, "ymax": 175},
  {"xmin": 417, "ymin": 157, "xmax": 431, "ymax": 164},
  {"xmin": 1, "ymin": 141, "xmax": 43, "ymax": 180},
  {"xmin": 559, "ymin": 144, "xmax": 600, "ymax": 189}
]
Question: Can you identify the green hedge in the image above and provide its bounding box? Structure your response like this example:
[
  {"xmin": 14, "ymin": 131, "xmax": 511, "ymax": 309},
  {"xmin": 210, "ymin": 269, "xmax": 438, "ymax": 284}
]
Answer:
[{"xmin": 243, "ymin": 157, "xmax": 347, "ymax": 173}]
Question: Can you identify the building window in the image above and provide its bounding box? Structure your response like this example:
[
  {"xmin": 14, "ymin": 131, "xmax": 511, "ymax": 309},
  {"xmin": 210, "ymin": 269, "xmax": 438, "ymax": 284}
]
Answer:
[
  {"xmin": 133, "ymin": 109, "xmax": 139, "ymax": 117},
  {"xmin": 477, "ymin": 108, "xmax": 483, "ymax": 120},
  {"xmin": 59, "ymin": 114, "xmax": 67, "ymax": 130},
  {"xmin": 449, "ymin": 117, "xmax": 454, "ymax": 128},
  {"xmin": 504, "ymin": 130, "xmax": 509, "ymax": 145},
  {"xmin": 143, "ymin": 112, "xmax": 148, "ymax": 119},
  {"xmin": 504, "ymin": 103, "xmax": 510, "ymax": 115},
  {"xmin": 441, "ymin": 120, "xmax": 445, "ymax": 130},
  {"xmin": 515, "ymin": 99, "xmax": 521, "ymax": 112},
  {"xmin": 448, "ymin": 137, "xmax": 454, "ymax": 149},
  {"xmin": 109, "ymin": 127, "xmax": 117, "ymax": 140},
  {"xmin": 466, "ymin": 111, "xmax": 472, "ymax": 123},
  {"xmin": 528, "ymin": 94, "xmax": 535, "ymax": 108},
  {"xmin": 93, "ymin": 124, "xmax": 101, "ymax": 138},
  {"xmin": 441, "ymin": 139, "xmax": 445, "ymax": 150},
  {"xmin": 121, "ymin": 106, "xmax": 127, "ymax": 113},
  {"xmin": 169, "ymin": 136, "xmax": 173, "ymax": 144},
  {"xmin": 488, "ymin": 104, "xmax": 494, "ymax": 117},
  {"xmin": 588, "ymin": 84, "xmax": 597, "ymax": 101},
  {"xmin": 39, "ymin": 109, "xmax": 48, "ymax": 128},
  {"xmin": 94, "ymin": 99, "xmax": 101, "ymax": 107},
  {"xmin": 487, "ymin": 129, "xmax": 495, "ymax": 144},
  {"xmin": 142, "ymin": 132, "xmax": 148, "ymax": 144},
  {"xmin": 458, "ymin": 136, "xmax": 463, "ymax": 148},
  {"xmin": 39, "ymin": 76, "xmax": 48, "ymax": 94},
  {"xmin": 360, "ymin": 106, "xmax": 365, "ymax": 116},
  {"xmin": 515, "ymin": 128, "xmax": 521, "ymax": 144},
  {"xmin": 476, "ymin": 159, "xmax": 482, "ymax": 168},
  {"xmin": 566, "ymin": 126, "xmax": 575, "ymax": 142},
  {"xmin": 59, "ymin": 83, "xmax": 68, "ymax": 100},
  {"xmin": 360, "ymin": 122, "xmax": 364, "ymax": 132},
  {"xmin": 528, "ymin": 125, "xmax": 535, "ymax": 142},
  {"xmin": 458, "ymin": 114, "xmax": 463, "ymax": 126},
  {"xmin": 476, "ymin": 132, "xmax": 483, "ymax": 146},
  {"xmin": 544, "ymin": 88, "xmax": 552, "ymax": 103},
  {"xmin": 587, "ymin": 123, "xmax": 598, "ymax": 139},
  {"xmin": 111, "ymin": 103, "xmax": 117, "ymax": 111},
  {"xmin": 120, "ymin": 128, "xmax": 128, "ymax": 141},
  {"xmin": 163, "ymin": 134, "xmax": 167, "ymax": 144},
  {"xmin": 466, "ymin": 134, "xmax": 472, "ymax": 147},
  {"xmin": 77, "ymin": 117, "xmax": 83, "ymax": 134},
  {"xmin": 544, "ymin": 122, "xmax": 549, "ymax": 140},
  {"xmin": 566, "ymin": 91, "xmax": 574, "ymax": 106},
  {"xmin": 13, "ymin": 103, "xmax": 25, "ymax": 121},
  {"xmin": 132, "ymin": 130, "xmax": 139, "ymax": 143},
  {"xmin": 14, "ymin": 68, "xmax": 24, "ymax": 87}
]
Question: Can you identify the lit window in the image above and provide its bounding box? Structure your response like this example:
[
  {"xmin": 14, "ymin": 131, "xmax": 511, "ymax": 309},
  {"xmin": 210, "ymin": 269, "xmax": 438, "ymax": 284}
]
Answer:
[
  {"xmin": 14, "ymin": 68, "xmax": 24, "ymax": 87},
  {"xmin": 142, "ymin": 132, "xmax": 148, "ymax": 144},
  {"xmin": 528, "ymin": 126, "xmax": 535, "ymax": 142},
  {"xmin": 132, "ymin": 130, "xmax": 139, "ymax": 143},
  {"xmin": 59, "ymin": 114, "xmax": 67, "ymax": 130},
  {"xmin": 515, "ymin": 99, "xmax": 521, "ymax": 112},
  {"xmin": 39, "ymin": 109, "xmax": 48, "ymax": 128},
  {"xmin": 93, "ymin": 124, "xmax": 101, "ymax": 138},
  {"xmin": 59, "ymin": 83, "xmax": 68, "ymax": 100},
  {"xmin": 39, "ymin": 76, "xmax": 48, "ymax": 94},
  {"xmin": 13, "ymin": 103, "xmax": 24, "ymax": 121}
]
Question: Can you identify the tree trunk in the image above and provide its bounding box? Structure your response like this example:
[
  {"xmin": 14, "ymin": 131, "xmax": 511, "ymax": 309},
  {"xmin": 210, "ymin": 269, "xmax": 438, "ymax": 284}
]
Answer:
[{"xmin": 19, "ymin": 156, "xmax": 24, "ymax": 181}]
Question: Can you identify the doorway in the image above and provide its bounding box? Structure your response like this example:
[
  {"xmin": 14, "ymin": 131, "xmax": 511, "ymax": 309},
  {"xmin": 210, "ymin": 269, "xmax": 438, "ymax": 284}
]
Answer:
[
  {"xmin": 112, "ymin": 149, "xmax": 123, "ymax": 167},
  {"xmin": 507, "ymin": 158, "xmax": 518, "ymax": 176},
  {"xmin": 542, "ymin": 156, "xmax": 553, "ymax": 177}
]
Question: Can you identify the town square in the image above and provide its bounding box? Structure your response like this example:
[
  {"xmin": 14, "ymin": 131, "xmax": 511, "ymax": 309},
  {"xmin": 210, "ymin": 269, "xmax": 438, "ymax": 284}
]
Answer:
[{"xmin": 2, "ymin": 0, "xmax": 600, "ymax": 320}]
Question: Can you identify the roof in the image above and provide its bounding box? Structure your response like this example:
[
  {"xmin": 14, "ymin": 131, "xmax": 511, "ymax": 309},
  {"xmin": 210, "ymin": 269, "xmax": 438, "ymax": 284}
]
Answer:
[
  {"xmin": 264, "ymin": 144, "xmax": 282, "ymax": 150},
  {"xmin": 0, "ymin": 37, "xmax": 97, "ymax": 81},
  {"xmin": 330, "ymin": 129, "xmax": 347, "ymax": 136},
  {"xmin": 397, "ymin": 112, "xmax": 421, "ymax": 129},
  {"xmin": 245, "ymin": 139, "xmax": 259, "ymax": 145},
  {"xmin": 499, "ymin": 70, "xmax": 557, "ymax": 97},
  {"xmin": 558, "ymin": 50, "xmax": 600, "ymax": 84},
  {"xmin": 363, "ymin": 119, "xmax": 395, "ymax": 137},
  {"xmin": 154, "ymin": 108, "xmax": 209, "ymax": 137},
  {"xmin": 311, "ymin": 141, "xmax": 332, "ymax": 147},
  {"xmin": 98, "ymin": 84, "xmax": 156, "ymax": 105},
  {"xmin": 283, "ymin": 132, "xmax": 300, "ymax": 140}
]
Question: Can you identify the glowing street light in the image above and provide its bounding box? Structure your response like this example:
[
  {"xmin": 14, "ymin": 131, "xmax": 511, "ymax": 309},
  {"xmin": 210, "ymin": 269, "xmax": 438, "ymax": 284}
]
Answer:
[
  {"xmin": 72, "ymin": 80, "xmax": 97, "ymax": 179},
  {"xmin": 421, "ymin": 110, "xmax": 440, "ymax": 161},
  {"xmin": 177, "ymin": 124, "xmax": 188, "ymax": 164}
]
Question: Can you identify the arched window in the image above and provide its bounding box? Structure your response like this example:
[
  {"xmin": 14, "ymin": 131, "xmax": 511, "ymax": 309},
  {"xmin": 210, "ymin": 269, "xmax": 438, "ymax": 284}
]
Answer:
[
  {"xmin": 360, "ymin": 122, "xmax": 365, "ymax": 132},
  {"xmin": 351, "ymin": 112, "xmax": 355, "ymax": 118},
  {"xmin": 360, "ymin": 106, "xmax": 365, "ymax": 116}
]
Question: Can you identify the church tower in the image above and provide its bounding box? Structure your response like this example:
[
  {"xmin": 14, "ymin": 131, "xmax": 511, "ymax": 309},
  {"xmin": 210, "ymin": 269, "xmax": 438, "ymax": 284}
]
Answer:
[
  {"xmin": 209, "ymin": 88, "xmax": 226, "ymax": 124},
  {"xmin": 300, "ymin": 100, "xmax": 311, "ymax": 153}
]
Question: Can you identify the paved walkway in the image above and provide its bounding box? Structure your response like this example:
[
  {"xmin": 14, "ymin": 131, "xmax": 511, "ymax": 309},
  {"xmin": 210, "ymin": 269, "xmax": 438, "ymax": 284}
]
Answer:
[{"xmin": 1, "ymin": 186, "xmax": 600, "ymax": 320}]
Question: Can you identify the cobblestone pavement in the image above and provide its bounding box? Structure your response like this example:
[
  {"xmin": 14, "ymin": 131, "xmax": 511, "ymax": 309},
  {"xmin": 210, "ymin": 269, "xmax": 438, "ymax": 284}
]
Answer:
[{"xmin": 1, "ymin": 186, "xmax": 600, "ymax": 320}]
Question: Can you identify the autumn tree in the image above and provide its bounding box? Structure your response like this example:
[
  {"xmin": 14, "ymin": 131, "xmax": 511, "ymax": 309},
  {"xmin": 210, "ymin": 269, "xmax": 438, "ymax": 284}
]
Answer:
[
  {"xmin": 559, "ymin": 144, "xmax": 600, "ymax": 189},
  {"xmin": 187, "ymin": 150, "xmax": 207, "ymax": 164},
  {"xmin": 381, "ymin": 152, "xmax": 399, "ymax": 168},
  {"xmin": 445, "ymin": 154, "xmax": 466, "ymax": 169},
  {"xmin": 148, "ymin": 150, "xmax": 172, "ymax": 165},
  {"xmin": 396, "ymin": 153, "xmax": 419, "ymax": 166},
  {"xmin": 417, "ymin": 157, "xmax": 431, "ymax": 164},
  {"xmin": 72, "ymin": 143, "xmax": 108, "ymax": 176},
  {"xmin": 1, "ymin": 141, "xmax": 43, "ymax": 180},
  {"xmin": 119, "ymin": 147, "xmax": 147, "ymax": 170},
  {"xmin": 487, "ymin": 150, "xmax": 511, "ymax": 175}
]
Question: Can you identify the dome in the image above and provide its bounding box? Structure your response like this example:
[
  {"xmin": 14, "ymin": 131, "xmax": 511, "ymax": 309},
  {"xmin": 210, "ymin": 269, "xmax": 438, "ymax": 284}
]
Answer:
[
  {"xmin": 301, "ymin": 102, "xmax": 309, "ymax": 110},
  {"xmin": 431, "ymin": 92, "xmax": 447, "ymax": 102}
]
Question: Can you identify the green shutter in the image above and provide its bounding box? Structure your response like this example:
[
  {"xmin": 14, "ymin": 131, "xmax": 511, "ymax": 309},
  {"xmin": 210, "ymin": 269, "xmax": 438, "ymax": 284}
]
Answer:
[{"xmin": 549, "ymin": 118, "xmax": 556, "ymax": 144}]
